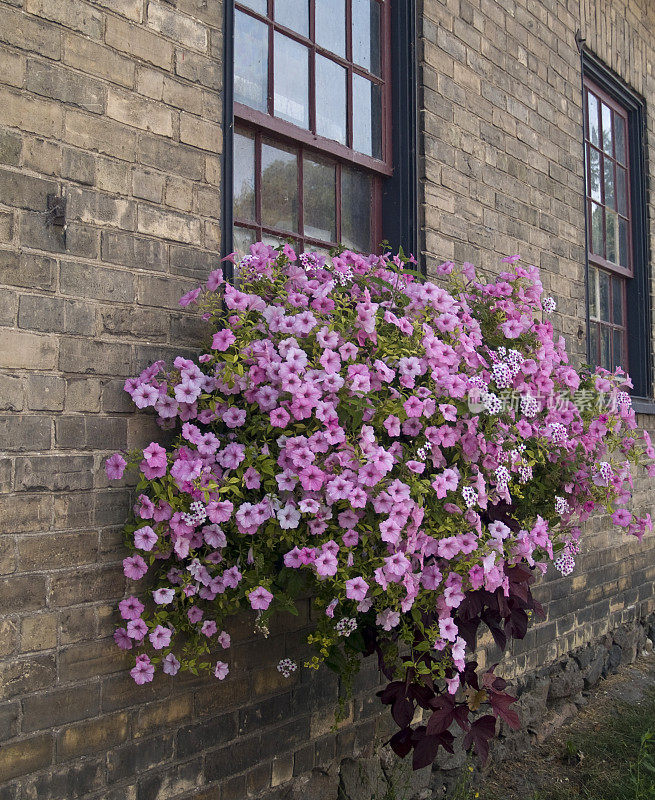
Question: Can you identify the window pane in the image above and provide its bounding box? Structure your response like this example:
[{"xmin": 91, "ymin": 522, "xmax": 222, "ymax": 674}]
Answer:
[
  {"xmin": 274, "ymin": 0, "xmax": 309, "ymax": 36},
  {"xmin": 606, "ymin": 209, "xmax": 618, "ymax": 263},
  {"xmin": 238, "ymin": 0, "xmax": 267, "ymax": 12},
  {"xmin": 587, "ymin": 92, "xmax": 600, "ymax": 147},
  {"xmin": 601, "ymin": 326, "xmax": 611, "ymax": 370},
  {"xmin": 588, "ymin": 265, "xmax": 598, "ymax": 319},
  {"xmin": 261, "ymin": 140, "xmax": 298, "ymax": 231},
  {"xmin": 233, "ymin": 130, "xmax": 256, "ymax": 222},
  {"xmin": 316, "ymin": 56, "xmax": 347, "ymax": 144},
  {"xmin": 598, "ymin": 269, "xmax": 610, "ymax": 322},
  {"xmin": 234, "ymin": 226, "xmax": 256, "ymax": 259},
  {"xmin": 303, "ymin": 156, "xmax": 336, "ymax": 241},
  {"xmin": 274, "ymin": 33, "xmax": 309, "ymax": 128},
  {"xmin": 618, "ymin": 217, "xmax": 629, "ymax": 268},
  {"xmin": 615, "ymin": 114, "xmax": 627, "ymax": 164},
  {"xmin": 315, "ymin": 0, "xmax": 345, "ymax": 57},
  {"xmin": 234, "ymin": 10, "xmax": 268, "ymax": 113},
  {"xmin": 613, "ymin": 328, "xmax": 624, "ymax": 370},
  {"xmin": 352, "ymin": 0, "xmax": 381, "ymax": 76},
  {"xmin": 353, "ymin": 74, "xmax": 382, "ymax": 158},
  {"xmin": 588, "ymin": 146, "xmax": 601, "ymax": 202},
  {"xmin": 603, "ymin": 157, "xmax": 615, "ymax": 208},
  {"xmin": 612, "ymin": 276, "xmax": 624, "ymax": 325},
  {"xmin": 341, "ymin": 167, "xmax": 371, "ymax": 251},
  {"xmin": 589, "ymin": 321, "xmax": 599, "ymax": 365},
  {"xmin": 601, "ymin": 103, "xmax": 613, "ymax": 154},
  {"xmin": 590, "ymin": 202, "xmax": 603, "ymax": 255},
  {"xmin": 616, "ymin": 166, "xmax": 628, "ymax": 216},
  {"xmin": 262, "ymin": 233, "xmax": 297, "ymax": 250}
]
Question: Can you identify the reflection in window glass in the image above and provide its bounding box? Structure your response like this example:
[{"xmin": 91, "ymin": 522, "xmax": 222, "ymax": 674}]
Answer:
[
  {"xmin": 341, "ymin": 167, "xmax": 371, "ymax": 251},
  {"xmin": 274, "ymin": 0, "xmax": 309, "ymax": 36},
  {"xmin": 590, "ymin": 202, "xmax": 603, "ymax": 255},
  {"xmin": 589, "ymin": 266, "xmax": 598, "ymax": 318},
  {"xmin": 606, "ymin": 209, "xmax": 618, "ymax": 263},
  {"xmin": 352, "ymin": 0, "xmax": 381, "ymax": 76},
  {"xmin": 233, "ymin": 226, "xmax": 256, "ymax": 259},
  {"xmin": 612, "ymin": 276, "xmax": 624, "ymax": 324},
  {"xmin": 353, "ymin": 74, "xmax": 382, "ymax": 158},
  {"xmin": 615, "ymin": 114, "xmax": 626, "ymax": 164},
  {"xmin": 316, "ymin": 56, "xmax": 347, "ymax": 144},
  {"xmin": 613, "ymin": 329, "xmax": 623, "ymax": 369},
  {"xmin": 603, "ymin": 158, "xmax": 615, "ymax": 208},
  {"xmin": 238, "ymin": 0, "xmax": 267, "ymax": 12},
  {"xmin": 588, "ymin": 146, "xmax": 601, "ymax": 202},
  {"xmin": 598, "ymin": 269, "xmax": 610, "ymax": 321},
  {"xmin": 601, "ymin": 326, "xmax": 611, "ymax": 369},
  {"xmin": 589, "ymin": 322, "xmax": 599, "ymax": 363},
  {"xmin": 601, "ymin": 103, "xmax": 613, "ymax": 154},
  {"xmin": 261, "ymin": 141, "xmax": 298, "ymax": 231},
  {"xmin": 234, "ymin": 10, "xmax": 268, "ymax": 112},
  {"xmin": 315, "ymin": 0, "xmax": 345, "ymax": 57},
  {"xmin": 233, "ymin": 131, "xmax": 256, "ymax": 222},
  {"xmin": 616, "ymin": 167, "xmax": 627, "ymax": 215},
  {"xmin": 587, "ymin": 92, "xmax": 600, "ymax": 147},
  {"xmin": 303, "ymin": 156, "xmax": 335, "ymax": 241},
  {"xmin": 274, "ymin": 33, "xmax": 309, "ymax": 128}
]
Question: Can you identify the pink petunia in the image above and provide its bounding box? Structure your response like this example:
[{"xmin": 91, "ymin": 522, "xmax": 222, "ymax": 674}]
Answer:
[
  {"xmin": 131, "ymin": 654, "xmax": 154, "ymax": 684},
  {"xmin": 119, "ymin": 596, "xmax": 144, "ymax": 621},
  {"xmin": 212, "ymin": 329, "xmax": 236, "ymax": 351},
  {"xmin": 105, "ymin": 453, "xmax": 127, "ymax": 480},
  {"xmin": 114, "ymin": 627, "xmax": 132, "ymax": 650},
  {"xmin": 345, "ymin": 577, "xmax": 369, "ymax": 602},
  {"xmin": 214, "ymin": 661, "xmax": 229, "ymax": 680},
  {"xmin": 270, "ymin": 407, "xmax": 290, "ymax": 428},
  {"xmin": 149, "ymin": 624, "xmax": 172, "ymax": 650},
  {"xmin": 123, "ymin": 554, "xmax": 148, "ymax": 581},
  {"xmin": 134, "ymin": 526, "xmax": 158, "ymax": 551},
  {"xmin": 248, "ymin": 586, "xmax": 273, "ymax": 611}
]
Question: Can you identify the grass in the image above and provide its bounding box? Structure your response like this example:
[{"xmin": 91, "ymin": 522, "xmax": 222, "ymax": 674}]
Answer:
[{"xmin": 460, "ymin": 686, "xmax": 655, "ymax": 800}]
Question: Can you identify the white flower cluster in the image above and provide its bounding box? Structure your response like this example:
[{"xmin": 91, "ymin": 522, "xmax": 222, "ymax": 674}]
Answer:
[
  {"xmin": 182, "ymin": 501, "xmax": 207, "ymax": 527},
  {"xmin": 277, "ymin": 658, "xmax": 298, "ymax": 678},
  {"xmin": 335, "ymin": 617, "xmax": 358, "ymax": 637}
]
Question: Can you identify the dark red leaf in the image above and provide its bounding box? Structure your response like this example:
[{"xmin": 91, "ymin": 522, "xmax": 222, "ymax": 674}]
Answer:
[
  {"xmin": 489, "ymin": 691, "xmax": 521, "ymax": 730},
  {"xmin": 462, "ymin": 714, "xmax": 496, "ymax": 763},
  {"xmin": 389, "ymin": 728, "xmax": 413, "ymax": 759},
  {"xmin": 411, "ymin": 733, "xmax": 441, "ymax": 770},
  {"xmin": 392, "ymin": 697, "xmax": 414, "ymax": 728},
  {"xmin": 425, "ymin": 703, "xmax": 455, "ymax": 736},
  {"xmin": 453, "ymin": 703, "xmax": 471, "ymax": 732}
]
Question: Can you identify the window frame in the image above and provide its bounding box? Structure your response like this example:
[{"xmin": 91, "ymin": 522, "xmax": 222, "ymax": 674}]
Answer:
[
  {"xmin": 233, "ymin": 0, "xmax": 393, "ymax": 177},
  {"xmin": 582, "ymin": 52, "xmax": 651, "ymax": 399},
  {"xmin": 222, "ymin": 0, "xmax": 418, "ymax": 269}
]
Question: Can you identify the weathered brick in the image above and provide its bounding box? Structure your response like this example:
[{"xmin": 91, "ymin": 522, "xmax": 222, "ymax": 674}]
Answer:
[
  {"xmin": 0, "ymin": 620, "xmax": 18, "ymax": 660},
  {"xmin": 0, "ymin": 6, "xmax": 61, "ymax": 60},
  {"xmin": 147, "ymin": 4, "xmax": 208, "ymax": 51},
  {"xmin": 101, "ymin": 307, "xmax": 169, "ymax": 340},
  {"xmin": 62, "ymin": 32, "xmax": 136, "ymax": 87},
  {"xmin": 136, "ymin": 274, "xmax": 197, "ymax": 309},
  {"xmin": 0, "ymin": 493, "xmax": 52, "ymax": 533},
  {"xmin": 25, "ymin": 375, "xmax": 65, "ymax": 412},
  {"xmin": 50, "ymin": 566, "xmax": 124, "ymax": 609},
  {"xmin": 22, "ymin": 684, "xmax": 99, "ymax": 732},
  {"xmin": 136, "ymin": 758, "xmax": 203, "ymax": 800},
  {"xmin": 175, "ymin": 49, "xmax": 221, "ymax": 90},
  {"xmin": 180, "ymin": 113, "xmax": 222, "ymax": 152},
  {"xmin": 164, "ymin": 177, "xmax": 193, "ymax": 211},
  {"xmin": 65, "ymin": 377, "xmax": 102, "ymax": 412},
  {"xmin": 132, "ymin": 168, "xmax": 165, "ymax": 203},
  {"xmin": 0, "ymin": 131, "xmax": 21, "ymax": 167},
  {"xmin": 0, "ymin": 167, "xmax": 56, "ymax": 211},
  {"xmin": 107, "ymin": 734, "xmax": 175, "ymax": 783},
  {"xmin": 20, "ymin": 613, "xmax": 57, "ymax": 653},
  {"xmin": 0, "ymin": 49, "xmax": 25, "ymax": 89},
  {"xmin": 105, "ymin": 16, "xmax": 174, "ymax": 70},
  {"xmin": 60, "ymin": 261, "xmax": 135, "ymax": 303},
  {"xmin": 133, "ymin": 695, "xmax": 194, "ymax": 738},
  {"xmin": 58, "ymin": 338, "xmax": 132, "ymax": 376},
  {"xmin": 0, "ymin": 375, "xmax": 23, "ymax": 412},
  {"xmin": 25, "ymin": 0, "xmax": 103, "ymax": 38},
  {"xmin": 23, "ymin": 759, "xmax": 104, "ymax": 800},
  {"xmin": 0, "ymin": 415, "xmax": 52, "ymax": 452},
  {"xmin": 67, "ymin": 188, "xmax": 137, "ymax": 230},
  {"xmin": 62, "ymin": 147, "xmax": 95, "ymax": 185},
  {"xmin": 139, "ymin": 134, "xmax": 205, "ymax": 180},
  {"xmin": 0, "ymin": 655, "xmax": 55, "ymax": 701},
  {"xmin": 162, "ymin": 76, "xmax": 204, "ymax": 114},
  {"xmin": 137, "ymin": 206, "xmax": 201, "ymax": 244},
  {"xmin": 15, "ymin": 455, "xmax": 94, "ymax": 491},
  {"xmin": 96, "ymin": 157, "xmax": 131, "ymax": 195},
  {"xmin": 0, "ymin": 733, "xmax": 52, "ymax": 782},
  {"xmin": 25, "ymin": 60, "xmax": 105, "ymax": 114},
  {"xmin": 55, "ymin": 415, "xmax": 128, "ymax": 449},
  {"xmin": 101, "ymin": 229, "xmax": 168, "ymax": 270},
  {"xmin": 106, "ymin": 88, "xmax": 174, "ymax": 137},
  {"xmin": 57, "ymin": 711, "xmax": 129, "ymax": 760},
  {"xmin": 92, "ymin": 0, "xmax": 142, "ymax": 21},
  {"xmin": 17, "ymin": 210, "xmax": 66, "ymax": 254},
  {"xmin": 19, "ymin": 531, "xmax": 97, "ymax": 571},
  {"xmin": 0, "ymin": 702, "xmax": 19, "ymax": 742},
  {"xmin": 64, "ymin": 109, "xmax": 138, "ymax": 162},
  {"xmin": 19, "ymin": 295, "xmax": 95, "ymax": 336}
]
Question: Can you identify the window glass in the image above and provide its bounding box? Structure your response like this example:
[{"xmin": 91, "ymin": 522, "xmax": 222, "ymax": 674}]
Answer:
[
  {"xmin": 316, "ymin": 56, "xmax": 347, "ymax": 144},
  {"xmin": 274, "ymin": 0, "xmax": 309, "ymax": 36},
  {"xmin": 261, "ymin": 140, "xmax": 298, "ymax": 231},
  {"xmin": 303, "ymin": 156, "xmax": 336, "ymax": 241},
  {"xmin": 590, "ymin": 202, "xmax": 603, "ymax": 255},
  {"xmin": 233, "ymin": 226, "xmax": 256, "ymax": 259},
  {"xmin": 587, "ymin": 92, "xmax": 600, "ymax": 147},
  {"xmin": 588, "ymin": 146, "xmax": 601, "ymax": 202},
  {"xmin": 234, "ymin": 10, "xmax": 268, "ymax": 112},
  {"xmin": 614, "ymin": 115, "xmax": 626, "ymax": 164},
  {"xmin": 606, "ymin": 209, "xmax": 618, "ymax": 264},
  {"xmin": 233, "ymin": 131, "xmax": 256, "ymax": 222},
  {"xmin": 603, "ymin": 158, "xmax": 615, "ymax": 208},
  {"xmin": 341, "ymin": 167, "xmax": 371, "ymax": 251},
  {"xmin": 353, "ymin": 74, "xmax": 382, "ymax": 158},
  {"xmin": 274, "ymin": 33, "xmax": 309, "ymax": 128},
  {"xmin": 601, "ymin": 103, "xmax": 613, "ymax": 154},
  {"xmin": 352, "ymin": 0, "xmax": 381, "ymax": 76},
  {"xmin": 315, "ymin": 0, "xmax": 345, "ymax": 57},
  {"xmin": 239, "ymin": 0, "xmax": 267, "ymax": 12},
  {"xmin": 616, "ymin": 167, "xmax": 628, "ymax": 215}
]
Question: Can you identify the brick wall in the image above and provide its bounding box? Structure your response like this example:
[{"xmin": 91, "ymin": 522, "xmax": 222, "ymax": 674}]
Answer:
[{"xmin": 0, "ymin": 0, "xmax": 654, "ymax": 798}]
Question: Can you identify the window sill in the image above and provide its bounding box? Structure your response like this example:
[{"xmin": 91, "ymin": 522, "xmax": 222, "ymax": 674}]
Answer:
[{"xmin": 632, "ymin": 397, "xmax": 655, "ymax": 415}]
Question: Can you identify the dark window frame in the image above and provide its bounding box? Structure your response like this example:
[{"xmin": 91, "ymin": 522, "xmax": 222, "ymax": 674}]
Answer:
[
  {"xmin": 582, "ymin": 51, "xmax": 651, "ymax": 399},
  {"xmin": 222, "ymin": 0, "xmax": 418, "ymax": 269}
]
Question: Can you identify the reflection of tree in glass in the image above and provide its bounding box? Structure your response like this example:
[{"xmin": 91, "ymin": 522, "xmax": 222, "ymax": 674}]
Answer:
[
  {"xmin": 234, "ymin": 180, "xmax": 254, "ymax": 221},
  {"xmin": 262, "ymin": 156, "xmax": 298, "ymax": 232}
]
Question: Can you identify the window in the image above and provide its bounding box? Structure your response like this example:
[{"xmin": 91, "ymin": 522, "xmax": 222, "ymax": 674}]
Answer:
[
  {"xmin": 582, "ymin": 56, "xmax": 650, "ymax": 397},
  {"xmin": 230, "ymin": 0, "xmax": 392, "ymax": 255}
]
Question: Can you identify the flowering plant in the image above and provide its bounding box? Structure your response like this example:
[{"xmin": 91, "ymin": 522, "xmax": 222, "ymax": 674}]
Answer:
[{"xmin": 107, "ymin": 244, "xmax": 654, "ymax": 767}]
